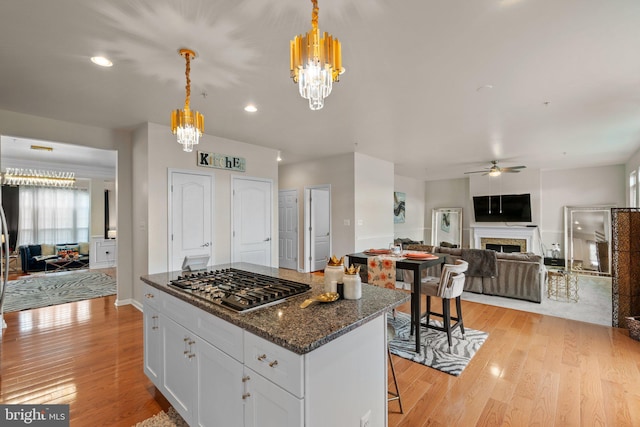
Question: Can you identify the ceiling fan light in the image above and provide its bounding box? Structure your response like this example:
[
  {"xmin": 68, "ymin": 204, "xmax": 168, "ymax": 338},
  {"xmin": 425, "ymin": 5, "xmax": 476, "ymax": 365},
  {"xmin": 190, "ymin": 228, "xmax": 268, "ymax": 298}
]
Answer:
[{"xmin": 488, "ymin": 169, "xmax": 501, "ymax": 177}]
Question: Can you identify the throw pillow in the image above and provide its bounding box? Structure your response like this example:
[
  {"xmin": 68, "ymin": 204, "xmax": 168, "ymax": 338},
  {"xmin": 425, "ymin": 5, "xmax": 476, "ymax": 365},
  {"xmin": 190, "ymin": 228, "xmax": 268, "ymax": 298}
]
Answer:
[
  {"xmin": 41, "ymin": 244, "xmax": 55, "ymax": 256},
  {"xmin": 78, "ymin": 242, "xmax": 90, "ymax": 256}
]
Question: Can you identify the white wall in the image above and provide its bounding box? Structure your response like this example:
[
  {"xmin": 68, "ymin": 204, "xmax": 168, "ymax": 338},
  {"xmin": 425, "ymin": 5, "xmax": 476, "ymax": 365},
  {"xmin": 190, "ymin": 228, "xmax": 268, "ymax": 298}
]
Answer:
[
  {"xmin": 90, "ymin": 178, "xmax": 105, "ymax": 237},
  {"xmin": 393, "ymin": 175, "xmax": 426, "ymax": 242},
  {"xmin": 625, "ymin": 146, "xmax": 640, "ymax": 206},
  {"xmin": 0, "ymin": 108, "xmax": 134, "ymax": 301},
  {"xmin": 142, "ymin": 123, "xmax": 279, "ymax": 276},
  {"xmin": 540, "ymin": 165, "xmax": 624, "ymax": 258},
  {"xmin": 425, "ymin": 178, "xmax": 470, "ymax": 246},
  {"xmin": 424, "ymin": 165, "xmax": 625, "ymax": 257},
  {"xmin": 354, "ymin": 153, "xmax": 395, "ymax": 251},
  {"xmin": 279, "ymin": 153, "xmax": 355, "ymax": 270}
]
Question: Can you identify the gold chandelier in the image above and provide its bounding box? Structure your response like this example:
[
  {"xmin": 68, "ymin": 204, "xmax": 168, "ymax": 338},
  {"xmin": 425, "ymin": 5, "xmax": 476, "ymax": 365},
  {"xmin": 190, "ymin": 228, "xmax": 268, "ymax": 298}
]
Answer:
[
  {"xmin": 2, "ymin": 168, "xmax": 75, "ymax": 188},
  {"xmin": 290, "ymin": 0, "xmax": 344, "ymax": 110},
  {"xmin": 171, "ymin": 48, "xmax": 204, "ymax": 152}
]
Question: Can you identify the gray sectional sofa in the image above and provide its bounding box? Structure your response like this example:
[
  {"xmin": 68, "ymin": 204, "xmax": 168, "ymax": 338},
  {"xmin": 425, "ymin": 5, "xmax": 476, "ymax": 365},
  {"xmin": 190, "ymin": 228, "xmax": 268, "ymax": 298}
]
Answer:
[{"xmin": 404, "ymin": 244, "xmax": 546, "ymax": 303}]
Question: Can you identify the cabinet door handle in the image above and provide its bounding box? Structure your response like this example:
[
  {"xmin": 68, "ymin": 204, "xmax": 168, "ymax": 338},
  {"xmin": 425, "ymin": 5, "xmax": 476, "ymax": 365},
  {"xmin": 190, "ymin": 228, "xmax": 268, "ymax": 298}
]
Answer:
[
  {"xmin": 242, "ymin": 393, "xmax": 251, "ymax": 400},
  {"xmin": 257, "ymin": 354, "xmax": 267, "ymax": 361},
  {"xmin": 188, "ymin": 353, "xmax": 196, "ymax": 359},
  {"xmin": 269, "ymin": 360, "xmax": 278, "ymax": 368},
  {"xmin": 145, "ymin": 293, "xmax": 154, "ymax": 298},
  {"xmin": 242, "ymin": 375, "xmax": 251, "ymax": 382}
]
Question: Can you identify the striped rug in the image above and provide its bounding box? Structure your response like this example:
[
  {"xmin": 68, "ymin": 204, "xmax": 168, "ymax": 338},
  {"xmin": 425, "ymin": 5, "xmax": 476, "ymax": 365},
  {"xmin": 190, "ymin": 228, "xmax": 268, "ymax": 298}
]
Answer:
[
  {"xmin": 3, "ymin": 271, "xmax": 116, "ymax": 312},
  {"xmin": 387, "ymin": 311, "xmax": 488, "ymax": 376}
]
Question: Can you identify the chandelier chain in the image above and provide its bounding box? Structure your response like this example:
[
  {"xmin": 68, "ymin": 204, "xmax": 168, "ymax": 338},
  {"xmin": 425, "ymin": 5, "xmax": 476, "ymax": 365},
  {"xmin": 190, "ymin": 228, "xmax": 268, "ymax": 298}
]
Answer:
[
  {"xmin": 311, "ymin": 0, "xmax": 318, "ymax": 30},
  {"xmin": 184, "ymin": 52, "xmax": 191, "ymax": 110}
]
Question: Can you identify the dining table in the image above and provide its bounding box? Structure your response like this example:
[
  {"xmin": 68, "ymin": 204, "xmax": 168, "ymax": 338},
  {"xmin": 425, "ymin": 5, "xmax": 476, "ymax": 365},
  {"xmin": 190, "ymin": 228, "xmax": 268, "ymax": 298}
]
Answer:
[{"xmin": 346, "ymin": 251, "xmax": 445, "ymax": 353}]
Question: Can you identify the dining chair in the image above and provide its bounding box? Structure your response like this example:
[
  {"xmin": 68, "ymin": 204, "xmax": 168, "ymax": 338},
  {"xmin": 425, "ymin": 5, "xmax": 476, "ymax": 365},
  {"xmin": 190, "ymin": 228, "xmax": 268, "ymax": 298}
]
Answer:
[{"xmin": 419, "ymin": 259, "xmax": 469, "ymax": 353}]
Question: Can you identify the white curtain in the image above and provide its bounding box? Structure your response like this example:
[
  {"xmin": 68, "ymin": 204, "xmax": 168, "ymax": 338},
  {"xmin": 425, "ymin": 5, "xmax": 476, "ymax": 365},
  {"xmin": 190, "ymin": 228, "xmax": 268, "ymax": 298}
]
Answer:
[{"xmin": 17, "ymin": 186, "xmax": 90, "ymax": 246}]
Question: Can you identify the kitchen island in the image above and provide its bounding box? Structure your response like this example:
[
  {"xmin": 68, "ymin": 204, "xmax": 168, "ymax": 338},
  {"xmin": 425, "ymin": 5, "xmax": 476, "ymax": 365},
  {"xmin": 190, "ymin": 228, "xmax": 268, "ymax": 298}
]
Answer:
[{"xmin": 141, "ymin": 262, "xmax": 409, "ymax": 427}]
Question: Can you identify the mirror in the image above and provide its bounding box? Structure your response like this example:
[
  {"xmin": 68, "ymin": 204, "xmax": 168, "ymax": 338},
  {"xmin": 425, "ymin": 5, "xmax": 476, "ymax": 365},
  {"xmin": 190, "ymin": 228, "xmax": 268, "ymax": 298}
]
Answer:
[
  {"xmin": 432, "ymin": 208, "xmax": 462, "ymax": 248},
  {"xmin": 563, "ymin": 206, "xmax": 613, "ymax": 275}
]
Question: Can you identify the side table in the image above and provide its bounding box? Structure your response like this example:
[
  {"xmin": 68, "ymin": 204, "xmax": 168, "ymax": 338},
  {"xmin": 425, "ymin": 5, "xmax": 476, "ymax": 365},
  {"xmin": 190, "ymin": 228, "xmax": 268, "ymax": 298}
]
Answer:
[{"xmin": 547, "ymin": 269, "xmax": 579, "ymax": 302}]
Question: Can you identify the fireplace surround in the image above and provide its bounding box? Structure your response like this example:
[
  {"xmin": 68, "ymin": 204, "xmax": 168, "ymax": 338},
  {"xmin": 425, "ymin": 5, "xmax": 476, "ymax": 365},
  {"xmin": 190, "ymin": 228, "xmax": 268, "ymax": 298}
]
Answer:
[{"xmin": 472, "ymin": 225, "xmax": 540, "ymax": 254}]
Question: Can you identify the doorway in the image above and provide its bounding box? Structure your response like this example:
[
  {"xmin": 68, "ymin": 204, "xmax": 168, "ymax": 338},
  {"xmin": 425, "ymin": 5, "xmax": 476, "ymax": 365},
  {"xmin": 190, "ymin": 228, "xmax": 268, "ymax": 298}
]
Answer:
[
  {"xmin": 278, "ymin": 189, "xmax": 298, "ymax": 271},
  {"xmin": 168, "ymin": 169, "xmax": 215, "ymax": 272},
  {"xmin": 231, "ymin": 176, "xmax": 273, "ymax": 267},
  {"xmin": 304, "ymin": 185, "xmax": 331, "ymax": 273}
]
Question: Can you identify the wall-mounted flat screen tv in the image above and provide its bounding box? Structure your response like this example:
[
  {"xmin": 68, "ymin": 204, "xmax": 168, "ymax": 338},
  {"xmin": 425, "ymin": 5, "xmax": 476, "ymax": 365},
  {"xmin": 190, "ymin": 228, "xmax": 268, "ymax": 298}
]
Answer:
[{"xmin": 473, "ymin": 193, "xmax": 532, "ymax": 222}]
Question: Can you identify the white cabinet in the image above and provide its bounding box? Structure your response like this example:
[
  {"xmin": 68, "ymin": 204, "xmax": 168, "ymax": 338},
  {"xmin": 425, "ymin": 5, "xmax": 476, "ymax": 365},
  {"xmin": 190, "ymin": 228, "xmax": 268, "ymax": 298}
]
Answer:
[
  {"xmin": 244, "ymin": 366, "xmax": 303, "ymax": 427},
  {"xmin": 143, "ymin": 288, "xmax": 386, "ymax": 427},
  {"xmin": 90, "ymin": 237, "xmax": 117, "ymax": 269},
  {"xmin": 195, "ymin": 338, "xmax": 244, "ymax": 427},
  {"xmin": 162, "ymin": 316, "xmax": 197, "ymax": 418},
  {"xmin": 142, "ymin": 287, "xmax": 161, "ymax": 383}
]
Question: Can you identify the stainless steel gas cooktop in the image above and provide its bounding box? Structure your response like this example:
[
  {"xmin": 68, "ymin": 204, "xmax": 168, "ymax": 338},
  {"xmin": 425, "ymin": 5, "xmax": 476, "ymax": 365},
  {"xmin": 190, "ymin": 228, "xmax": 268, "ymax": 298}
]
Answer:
[{"xmin": 169, "ymin": 268, "xmax": 311, "ymax": 313}]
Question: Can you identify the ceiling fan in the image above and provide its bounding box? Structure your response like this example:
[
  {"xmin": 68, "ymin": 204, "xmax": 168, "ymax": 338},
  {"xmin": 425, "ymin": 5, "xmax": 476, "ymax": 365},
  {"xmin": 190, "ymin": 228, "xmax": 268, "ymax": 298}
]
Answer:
[{"xmin": 464, "ymin": 160, "xmax": 526, "ymax": 177}]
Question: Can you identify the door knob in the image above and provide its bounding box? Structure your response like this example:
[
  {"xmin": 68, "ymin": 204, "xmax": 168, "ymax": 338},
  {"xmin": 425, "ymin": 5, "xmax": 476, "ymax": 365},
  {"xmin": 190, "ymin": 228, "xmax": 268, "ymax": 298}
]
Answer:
[{"xmin": 201, "ymin": 242, "xmax": 210, "ymax": 247}]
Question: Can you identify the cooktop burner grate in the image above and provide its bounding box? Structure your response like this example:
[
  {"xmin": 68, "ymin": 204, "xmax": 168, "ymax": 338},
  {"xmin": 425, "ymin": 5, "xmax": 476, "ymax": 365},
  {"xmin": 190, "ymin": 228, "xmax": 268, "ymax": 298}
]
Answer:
[{"xmin": 169, "ymin": 268, "xmax": 311, "ymax": 312}]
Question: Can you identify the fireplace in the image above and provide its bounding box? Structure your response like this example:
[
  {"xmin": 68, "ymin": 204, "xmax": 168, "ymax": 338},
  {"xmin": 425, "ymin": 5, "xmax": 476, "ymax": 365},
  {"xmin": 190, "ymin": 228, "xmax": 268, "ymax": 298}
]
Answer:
[
  {"xmin": 486, "ymin": 243, "xmax": 522, "ymax": 253},
  {"xmin": 472, "ymin": 226, "xmax": 539, "ymax": 254}
]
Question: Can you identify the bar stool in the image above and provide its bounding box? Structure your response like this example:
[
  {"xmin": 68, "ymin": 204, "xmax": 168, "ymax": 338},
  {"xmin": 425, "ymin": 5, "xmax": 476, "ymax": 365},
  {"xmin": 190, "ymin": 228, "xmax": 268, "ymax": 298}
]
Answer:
[
  {"xmin": 387, "ymin": 322, "xmax": 403, "ymax": 413},
  {"xmin": 420, "ymin": 260, "xmax": 468, "ymax": 353}
]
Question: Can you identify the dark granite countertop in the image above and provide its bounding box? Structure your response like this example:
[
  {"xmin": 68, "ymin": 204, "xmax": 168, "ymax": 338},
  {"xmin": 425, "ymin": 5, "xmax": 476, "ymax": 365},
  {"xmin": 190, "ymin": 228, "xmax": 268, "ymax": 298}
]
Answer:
[{"xmin": 140, "ymin": 262, "xmax": 410, "ymax": 355}]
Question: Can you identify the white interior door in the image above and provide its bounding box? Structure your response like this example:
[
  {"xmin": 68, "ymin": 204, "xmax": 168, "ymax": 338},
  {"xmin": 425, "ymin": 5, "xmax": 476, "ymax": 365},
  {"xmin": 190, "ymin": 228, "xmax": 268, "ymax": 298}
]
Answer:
[
  {"xmin": 278, "ymin": 189, "xmax": 298, "ymax": 270},
  {"xmin": 169, "ymin": 171, "xmax": 214, "ymax": 272},
  {"xmin": 232, "ymin": 177, "xmax": 272, "ymax": 266},
  {"xmin": 308, "ymin": 186, "xmax": 330, "ymax": 272}
]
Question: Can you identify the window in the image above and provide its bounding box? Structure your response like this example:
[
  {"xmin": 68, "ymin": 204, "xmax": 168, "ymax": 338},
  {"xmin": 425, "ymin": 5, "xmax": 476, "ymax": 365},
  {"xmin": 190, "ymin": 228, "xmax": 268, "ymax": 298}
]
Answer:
[
  {"xmin": 631, "ymin": 170, "xmax": 638, "ymax": 208},
  {"xmin": 17, "ymin": 186, "xmax": 90, "ymax": 245}
]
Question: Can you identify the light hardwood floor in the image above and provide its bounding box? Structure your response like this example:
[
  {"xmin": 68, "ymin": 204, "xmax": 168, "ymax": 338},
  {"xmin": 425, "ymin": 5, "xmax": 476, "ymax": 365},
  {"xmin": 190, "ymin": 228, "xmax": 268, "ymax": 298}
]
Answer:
[{"xmin": 1, "ymin": 295, "xmax": 639, "ymax": 426}]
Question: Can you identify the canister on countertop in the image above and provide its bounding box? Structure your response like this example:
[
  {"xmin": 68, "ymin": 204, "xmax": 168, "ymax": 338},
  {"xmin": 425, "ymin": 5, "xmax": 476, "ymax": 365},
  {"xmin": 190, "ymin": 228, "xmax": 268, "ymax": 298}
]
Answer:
[
  {"xmin": 324, "ymin": 255, "xmax": 344, "ymax": 293},
  {"xmin": 343, "ymin": 265, "xmax": 362, "ymax": 300}
]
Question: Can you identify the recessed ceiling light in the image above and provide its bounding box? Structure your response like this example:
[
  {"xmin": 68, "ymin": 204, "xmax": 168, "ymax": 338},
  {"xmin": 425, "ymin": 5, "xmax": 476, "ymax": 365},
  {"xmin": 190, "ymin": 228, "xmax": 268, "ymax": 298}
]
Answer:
[
  {"xmin": 244, "ymin": 104, "xmax": 257, "ymax": 113},
  {"xmin": 91, "ymin": 56, "xmax": 113, "ymax": 67}
]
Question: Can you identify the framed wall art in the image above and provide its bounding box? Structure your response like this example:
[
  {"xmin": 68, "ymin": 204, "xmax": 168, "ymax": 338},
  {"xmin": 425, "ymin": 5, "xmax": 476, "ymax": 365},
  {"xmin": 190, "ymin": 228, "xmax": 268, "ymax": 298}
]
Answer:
[{"xmin": 393, "ymin": 191, "xmax": 406, "ymax": 223}]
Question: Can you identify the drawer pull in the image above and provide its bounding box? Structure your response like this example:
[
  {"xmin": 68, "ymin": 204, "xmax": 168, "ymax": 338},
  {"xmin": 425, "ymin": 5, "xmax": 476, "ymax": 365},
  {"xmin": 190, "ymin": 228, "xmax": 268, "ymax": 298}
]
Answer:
[
  {"xmin": 188, "ymin": 340, "xmax": 195, "ymax": 345},
  {"xmin": 257, "ymin": 354, "xmax": 267, "ymax": 361},
  {"xmin": 242, "ymin": 375, "xmax": 251, "ymax": 382},
  {"xmin": 145, "ymin": 293, "xmax": 154, "ymax": 298},
  {"xmin": 242, "ymin": 393, "xmax": 251, "ymax": 400},
  {"xmin": 188, "ymin": 353, "xmax": 196, "ymax": 359},
  {"xmin": 152, "ymin": 326, "xmax": 158, "ymax": 330},
  {"xmin": 152, "ymin": 315, "xmax": 158, "ymax": 319},
  {"xmin": 269, "ymin": 360, "xmax": 279, "ymax": 368}
]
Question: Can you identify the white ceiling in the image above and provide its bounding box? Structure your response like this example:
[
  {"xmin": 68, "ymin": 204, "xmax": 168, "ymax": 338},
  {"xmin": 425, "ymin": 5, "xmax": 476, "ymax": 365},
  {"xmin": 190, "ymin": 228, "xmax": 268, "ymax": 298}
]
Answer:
[{"xmin": 1, "ymin": 0, "xmax": 639, "ymax": 181}]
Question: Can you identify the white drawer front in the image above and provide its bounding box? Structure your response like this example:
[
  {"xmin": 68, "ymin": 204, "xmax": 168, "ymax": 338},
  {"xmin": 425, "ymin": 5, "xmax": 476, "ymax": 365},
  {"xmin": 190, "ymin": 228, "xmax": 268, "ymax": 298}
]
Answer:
[
  {"xmin": 142, "ymin": 284, "xmax": 162, "ymax": 308},
  {"xmin": 244, "ymin": 332, "xmax": 303, "ymax": 398},
  {"xmin": 161, "ymin": 291, "xmax": 198, "ymax": 328},
  {"xmin": 194, "ymin": 310, "xmax": 244, "ymax": 362}
]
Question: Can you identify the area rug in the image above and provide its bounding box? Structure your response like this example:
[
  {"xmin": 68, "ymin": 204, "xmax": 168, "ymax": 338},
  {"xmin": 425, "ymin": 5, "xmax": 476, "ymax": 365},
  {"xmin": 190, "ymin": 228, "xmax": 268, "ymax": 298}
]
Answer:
[
  {"xmin": 387, "ymin": 311, "xmax": 488, "ymax": 376},
  {"xmin": 461, "ymin": 275, "xmax": 612, "ymax": 326},
  {"xmin": 133, "ymin": 408, "xmax": 188, "ymax": 427},
  {"xmin": 3, "ymin": 271, "xmax": 116, "ymax": 312}
]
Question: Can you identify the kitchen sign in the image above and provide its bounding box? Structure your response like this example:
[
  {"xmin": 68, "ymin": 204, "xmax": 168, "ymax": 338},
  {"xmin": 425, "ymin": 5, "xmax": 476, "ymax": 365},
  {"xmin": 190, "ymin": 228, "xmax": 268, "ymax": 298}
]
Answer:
[{"xmin": 197, "ymin": 151, "xmax": 246, "ymax": 172}]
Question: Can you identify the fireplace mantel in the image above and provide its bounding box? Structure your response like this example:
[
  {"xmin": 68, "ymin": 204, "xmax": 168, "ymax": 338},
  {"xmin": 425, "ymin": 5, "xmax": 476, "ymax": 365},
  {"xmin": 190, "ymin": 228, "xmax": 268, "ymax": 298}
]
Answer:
[{"xmin": 471, "ymin": 225, "xmax": 540, "ymax": 254}]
